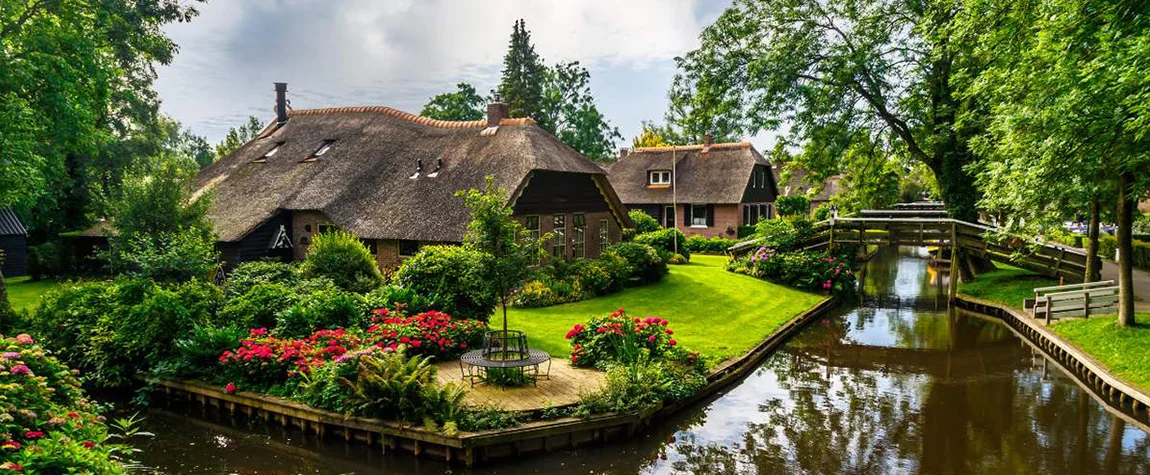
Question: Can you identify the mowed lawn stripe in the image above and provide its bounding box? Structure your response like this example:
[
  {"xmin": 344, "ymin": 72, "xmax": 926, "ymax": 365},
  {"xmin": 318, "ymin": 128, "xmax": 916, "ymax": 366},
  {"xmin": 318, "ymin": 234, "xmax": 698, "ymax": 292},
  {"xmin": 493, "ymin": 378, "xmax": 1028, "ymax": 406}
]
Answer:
[{"xmin": 505, "ymin": 255, "xmax": 826, "ymax": 362}]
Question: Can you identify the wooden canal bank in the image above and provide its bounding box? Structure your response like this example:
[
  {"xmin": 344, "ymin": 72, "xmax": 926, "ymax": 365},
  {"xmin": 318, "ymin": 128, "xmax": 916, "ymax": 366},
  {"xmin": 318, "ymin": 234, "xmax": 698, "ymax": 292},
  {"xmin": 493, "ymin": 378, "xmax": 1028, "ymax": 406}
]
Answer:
[
  {"xmin": 954, "ymin": 294, "xmax": 1150, "ymax": 429},
  {"xmin": 153, "ymin": 297, "xmax": 838, "ymax": 467}
]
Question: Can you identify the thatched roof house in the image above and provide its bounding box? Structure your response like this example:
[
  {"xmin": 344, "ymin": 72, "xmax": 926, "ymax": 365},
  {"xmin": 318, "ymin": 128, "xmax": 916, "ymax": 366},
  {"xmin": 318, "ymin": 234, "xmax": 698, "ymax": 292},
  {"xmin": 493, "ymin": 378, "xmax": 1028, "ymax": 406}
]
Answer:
[
  {"xmin": 605, "ymin": 138, "xmax": 778, "ymax": 238},
  {"xmin": 771, "ymin": 165, "xmax": 843, "ymax": 211},
  {"xmin": 0, "ymin": 207, "xmax": 27, "ymax": 276},
  {"xmin": 194, "ymin": 83, "xmax": 631, "ymax": 269}
]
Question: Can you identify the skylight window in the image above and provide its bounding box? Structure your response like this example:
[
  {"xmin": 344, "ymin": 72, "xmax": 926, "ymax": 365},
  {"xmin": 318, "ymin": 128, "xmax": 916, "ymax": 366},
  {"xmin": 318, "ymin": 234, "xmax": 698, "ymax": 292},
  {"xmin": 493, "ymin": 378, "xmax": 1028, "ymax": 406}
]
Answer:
[
  {"xmin": 304, "ymin": 140, "xmax": 335, "ymax": 162},
  {"xmin": 254, "ymin": 142, "xmax": 283, "ymax": 163}
]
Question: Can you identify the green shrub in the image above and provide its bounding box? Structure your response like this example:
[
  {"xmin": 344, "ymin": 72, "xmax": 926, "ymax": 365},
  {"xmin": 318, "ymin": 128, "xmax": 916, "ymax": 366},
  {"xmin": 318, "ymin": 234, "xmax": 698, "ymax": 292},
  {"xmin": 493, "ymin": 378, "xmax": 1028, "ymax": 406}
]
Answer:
[
  {"xmin": 225, "ymin": 260, "xmax": 300, "ymax": 297},
  {"xmin": 754, "ymin": 216, "xmax": 814, "ymax": 252},
  {"xmin": 813, "ymin": 203, "xmax": 832, "ymax": 221},
  {"xmin": 627, "ymin": 209, "xmax": 662, "ymax": 235},
  {"xmin": 340, "ymin": 350, "xmax": 466, "ymax": 424},
  {"xmin": 292, "ymin": 356, "xmax": 365, "ymax": 413},
  {"xmin": 394, "ymin": 245, "xmax": 495, "ymax": 321},
  {"xmin": 684, "ymin": 235, "xmax": 737, "ymax": 254},
  {"xmin": 300, "ymin": 230, "xmax": 384, "ymax": 294},
  {"xmin": 274, "ymin": 289, "xmax": 369, "ymax": 339},
  {"xmin": 570, "ymin": 258, "xmax": 615, "ymax": 296},
  {"xmin": 100, "ymin": 229, "xmax": 219, "ymax": 283},
  {"xmin": 364, "ymin": 285, "xmax": 433, "ymax": 314},
  {"xmin": 775, "ymin": 195, "xmax": 811, "ymax": 217},
  {"xmin": 29, "ymin": 277, "xmax": 223, "ymax": 388},
  {"xmin": 27, "ymin": 241, "xmax": 74, "ymax": 280},
  {"xmin": 574, "ymin": 357, "xmax": 707, "ymax": 416},
  {"xmin": 219, "ymin": 282, "xmax": 298, "ymax": 330},
  {"xmin": 514, "ymin": 280, "xmax": 556, "ymax": 308},
  {"xmin": 1099, "ymin": 235, "xmax": 1117, "ymax": 260},
  {"xmin": 633, "ymin": 228, "xmax": 690, "ymax": 262},
  {"xmin": 608, "ymin": 242, "xmax": 668, "ymax": 285},
  {"xmin": 161, "ymin": 324, "xmax": 248, "ymax": 380},
  {"xmin": 737, "ymin": 225, "xmax": 757, "ymax": 239}
]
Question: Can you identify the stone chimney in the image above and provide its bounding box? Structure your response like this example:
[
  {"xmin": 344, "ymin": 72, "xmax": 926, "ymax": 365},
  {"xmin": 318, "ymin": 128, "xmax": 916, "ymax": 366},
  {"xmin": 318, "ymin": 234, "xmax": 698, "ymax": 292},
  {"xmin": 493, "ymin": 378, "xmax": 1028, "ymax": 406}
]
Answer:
[
  {"xmin": 486, "ymin": 99, "xmax": 509, "ymax": 128},
  {"xmin": 274, "ymin": 82, "xmax": 289, "ymax": 127}
]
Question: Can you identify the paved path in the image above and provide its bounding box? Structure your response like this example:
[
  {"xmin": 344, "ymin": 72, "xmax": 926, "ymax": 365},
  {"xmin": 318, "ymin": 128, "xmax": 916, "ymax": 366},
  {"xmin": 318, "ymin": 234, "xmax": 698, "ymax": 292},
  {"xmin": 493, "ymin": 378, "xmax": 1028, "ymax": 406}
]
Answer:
[{"xmin": 1100, "ymin": 260, "xmax": 1150, "ymax": 312}]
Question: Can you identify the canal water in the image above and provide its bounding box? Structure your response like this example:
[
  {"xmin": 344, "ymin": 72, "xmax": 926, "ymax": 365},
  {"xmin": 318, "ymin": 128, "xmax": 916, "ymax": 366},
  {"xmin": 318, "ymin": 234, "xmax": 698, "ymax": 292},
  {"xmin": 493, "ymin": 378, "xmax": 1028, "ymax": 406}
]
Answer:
[{"xmin": 130, "ymin": 247, "xmax": 1150, "ymax": 474}]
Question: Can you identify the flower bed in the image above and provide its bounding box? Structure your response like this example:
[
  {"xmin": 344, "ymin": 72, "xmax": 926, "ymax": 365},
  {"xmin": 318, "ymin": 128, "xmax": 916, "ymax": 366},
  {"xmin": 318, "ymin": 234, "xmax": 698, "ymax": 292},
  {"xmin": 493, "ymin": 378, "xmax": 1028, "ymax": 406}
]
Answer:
[
  {"xmin": 727, "ymin": 248, "xmax": 856, "ymax": 292},
  {"xmin": 0, "ymin": 334, "xmax": 141, "ymax": 473}
]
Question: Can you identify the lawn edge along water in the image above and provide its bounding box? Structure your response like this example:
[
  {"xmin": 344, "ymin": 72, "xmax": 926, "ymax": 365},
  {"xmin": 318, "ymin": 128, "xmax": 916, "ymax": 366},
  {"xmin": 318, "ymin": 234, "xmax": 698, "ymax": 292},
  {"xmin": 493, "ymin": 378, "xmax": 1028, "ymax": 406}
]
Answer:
[
  {"xmin": 958, "ymin": 264, "xmax": 1150, "ymax": 395},
  {"xmin": 505, "ymin": 254, "xmax": 827, "ymax": 363}
]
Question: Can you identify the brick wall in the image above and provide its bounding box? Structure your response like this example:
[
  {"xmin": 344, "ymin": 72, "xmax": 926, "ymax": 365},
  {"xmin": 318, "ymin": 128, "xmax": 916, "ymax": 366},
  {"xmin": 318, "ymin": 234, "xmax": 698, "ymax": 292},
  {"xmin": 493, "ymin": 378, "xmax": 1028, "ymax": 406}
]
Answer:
[
  {"xmin": 290, "ymin": 210, "xmax": 331, "ymax": 260},
  {"xmin": 673, "ymin": 204, "xmax": 740, "ymax": 239},
  {"xmin": 518, "ymin": 210, "xmax": 619, "ymax": 260}
]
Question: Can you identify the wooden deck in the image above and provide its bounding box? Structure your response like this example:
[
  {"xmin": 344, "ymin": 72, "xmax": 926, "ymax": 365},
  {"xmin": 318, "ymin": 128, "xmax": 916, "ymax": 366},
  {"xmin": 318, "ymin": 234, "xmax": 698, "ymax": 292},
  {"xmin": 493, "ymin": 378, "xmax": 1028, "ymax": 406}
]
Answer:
[{"xmin": 435, "ymin": 359, "xmax": 606, "ymax": 412}]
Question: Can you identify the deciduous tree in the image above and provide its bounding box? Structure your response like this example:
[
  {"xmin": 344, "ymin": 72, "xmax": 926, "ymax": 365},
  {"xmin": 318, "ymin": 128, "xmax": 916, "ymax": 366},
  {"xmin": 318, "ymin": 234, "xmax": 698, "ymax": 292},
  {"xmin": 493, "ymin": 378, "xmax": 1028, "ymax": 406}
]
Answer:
[
  {"xmin": 420, "ymin": 83, "xmax": 486, "ymax": 121},
  {"xmin": 213, "ymin": 116, "xmax": 265, "ymax": 160}
]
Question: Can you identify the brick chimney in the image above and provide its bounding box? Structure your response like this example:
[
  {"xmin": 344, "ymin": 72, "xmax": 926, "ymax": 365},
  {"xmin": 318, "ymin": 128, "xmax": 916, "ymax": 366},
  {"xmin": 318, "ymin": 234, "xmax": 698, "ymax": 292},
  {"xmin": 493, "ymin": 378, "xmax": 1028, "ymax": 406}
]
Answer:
[
  {"xmin": 486, "ymin": 99, "xmax": 509, "ymax": 128},
  {"xmin": 274, "ymin": 82, "xmax": 289, "ymax": 127},
  {"xmin": 703, "ymin": 133, "xmax": 713, "ymax": 147}
]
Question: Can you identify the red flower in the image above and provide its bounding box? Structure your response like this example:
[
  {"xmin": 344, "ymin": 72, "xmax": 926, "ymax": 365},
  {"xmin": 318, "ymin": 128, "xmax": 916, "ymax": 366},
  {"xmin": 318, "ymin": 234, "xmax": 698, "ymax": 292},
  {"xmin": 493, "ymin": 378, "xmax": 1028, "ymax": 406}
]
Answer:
[
  {"xmin": 23, "ymin": 432, "xmax": 43, "ymax": 440},
  {"xmin": 669, "ymin": 339, "xmax": 677, "ymax": 346},
  {"xmin": 249, "ymin": 327, "xmax": 268, "ymax": 336},
  {"xmin": 81, "ymin": 441, "xmax": 94, "ymax": 449},
  {"xmin": 665, "ymin": 329, "xmax": 674, "ymax": 335},
  {"xmin": 0, "ymin": 462, "xmax": 22, "ymax": 471},
  {"xmin": 225, "ymin": 382, "xmax": 237, "ymax": 394},
  {"xmin": 648, "ymin": 335, "xmax": 657, "ymax": 342},
  {"xmin": 66, "ymin": 412, "xmax": 79, "ymax": 419},
  {"xmin": 460, "ymin": 342, "xmax": 468, "ymax": 349},
  {"xmin": 411, "ymin": 340, "xmax": 422, "ymax": 348},
  {"xmin": 1, "ymin": 441, "xmax": 19, "ymax": 450}
]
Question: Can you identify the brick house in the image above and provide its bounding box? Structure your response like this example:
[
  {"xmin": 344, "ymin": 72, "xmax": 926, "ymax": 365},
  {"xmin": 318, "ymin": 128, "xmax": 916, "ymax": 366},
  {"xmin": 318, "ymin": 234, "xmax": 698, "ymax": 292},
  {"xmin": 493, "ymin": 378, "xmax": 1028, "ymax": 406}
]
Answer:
[
  {"xmin": 184, "ymin": 83, "xmax": 630, "ymax": 270},
  {"xmin": 605, "ymin": 137, "xmax": 779, "ymax": 238}
]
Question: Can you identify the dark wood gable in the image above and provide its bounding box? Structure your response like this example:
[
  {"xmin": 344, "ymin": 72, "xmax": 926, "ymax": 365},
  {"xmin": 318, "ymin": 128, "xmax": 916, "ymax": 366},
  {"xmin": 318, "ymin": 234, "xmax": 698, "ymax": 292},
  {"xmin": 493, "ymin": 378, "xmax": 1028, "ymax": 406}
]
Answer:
[
  {"xmin": 741, "ymin": 164, "xmax": 778, "ymax": 203},
  {"xmin": 512, "ymin": 171, "xmax": 610, "ymax": 215}
]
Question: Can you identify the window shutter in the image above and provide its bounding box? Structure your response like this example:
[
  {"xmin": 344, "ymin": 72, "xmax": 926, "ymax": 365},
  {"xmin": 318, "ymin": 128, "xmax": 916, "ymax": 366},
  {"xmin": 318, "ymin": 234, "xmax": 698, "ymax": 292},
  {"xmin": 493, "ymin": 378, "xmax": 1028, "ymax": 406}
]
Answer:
[
  {"xmin": 684, "ymin": 205, "xmax": 690, "ymax": 227},
  {"xmin": 706, "ymin": 204, "xmax": 715, "ymax": 227}
]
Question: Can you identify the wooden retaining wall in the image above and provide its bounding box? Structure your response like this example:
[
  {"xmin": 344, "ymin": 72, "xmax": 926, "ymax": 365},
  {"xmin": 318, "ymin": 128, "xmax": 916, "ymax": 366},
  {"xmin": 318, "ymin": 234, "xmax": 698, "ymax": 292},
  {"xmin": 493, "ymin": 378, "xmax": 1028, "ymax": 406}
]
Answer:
[
  {"xmin": 954, "ymin": 295, "xmax": 1150, "ymax": 425},
  {"xmin": 155, "ymin": 296, "xmax": 839, "ymax": 467}
]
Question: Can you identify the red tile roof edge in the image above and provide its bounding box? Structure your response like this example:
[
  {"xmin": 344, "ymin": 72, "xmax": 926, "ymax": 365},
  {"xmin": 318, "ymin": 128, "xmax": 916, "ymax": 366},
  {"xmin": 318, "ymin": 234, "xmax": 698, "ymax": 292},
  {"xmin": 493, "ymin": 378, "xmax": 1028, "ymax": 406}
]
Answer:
[
  {"xmin": 631, "ymin": 142, "xmax": 753, "ymax": 153},
  {"xmin": 286, "ymin": 106, "xmax": 536, "ymax": 129}
]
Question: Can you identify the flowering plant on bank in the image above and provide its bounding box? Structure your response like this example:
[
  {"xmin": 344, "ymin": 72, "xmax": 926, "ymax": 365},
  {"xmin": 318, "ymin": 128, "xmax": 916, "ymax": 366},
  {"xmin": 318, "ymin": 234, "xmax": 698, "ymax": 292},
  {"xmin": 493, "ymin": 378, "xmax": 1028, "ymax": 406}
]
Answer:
[
  {"xmin": 565, "ymin": 309, "xmax": 699, "ymax": 370},
  {"xmin": 0, "ymin": 334, "xmax": 137, "ymax": 473},
  {"xmin": 366, "ymin": 309, "xmax": 486, "ymax": 359},
  {"xmin": 727, "ymin": 249, "xmax": 856, "ymax": 293}
]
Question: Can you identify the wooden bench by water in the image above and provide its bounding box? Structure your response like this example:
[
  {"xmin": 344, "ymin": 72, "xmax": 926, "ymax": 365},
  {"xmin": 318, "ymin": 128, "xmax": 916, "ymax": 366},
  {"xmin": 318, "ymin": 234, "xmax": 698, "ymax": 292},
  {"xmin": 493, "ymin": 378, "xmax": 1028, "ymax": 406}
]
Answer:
[{"xmin": 1027, "ymin": 281, "xmax": 1119, "ymax": 324}]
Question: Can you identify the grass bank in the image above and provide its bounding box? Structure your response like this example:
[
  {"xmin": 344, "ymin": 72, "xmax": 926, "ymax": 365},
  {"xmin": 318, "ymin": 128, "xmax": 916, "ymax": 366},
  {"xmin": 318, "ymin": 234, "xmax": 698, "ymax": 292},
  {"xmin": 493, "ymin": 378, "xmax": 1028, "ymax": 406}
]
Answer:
[
  {"xmin": 506, "ymin": 255, "xmax": 827, "ymax": 362},
  {"xmin": 959, "ymin": 263, "xmax": 1150, "ymax": 393},
  {"xmin": 6, "ymin": 276, "xmax": 56, "ymax": 312}
]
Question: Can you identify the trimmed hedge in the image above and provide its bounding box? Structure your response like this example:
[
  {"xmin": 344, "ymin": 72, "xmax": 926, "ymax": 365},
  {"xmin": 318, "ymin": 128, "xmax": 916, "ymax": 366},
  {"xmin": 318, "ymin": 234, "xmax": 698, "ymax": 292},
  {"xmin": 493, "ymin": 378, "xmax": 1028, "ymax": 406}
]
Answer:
[
  {"xmin": 633, "ymin": 228, "xmax": 690, "ymax": 262},
  {"xmin": 684, "ymin": 235, "xmax": 738, "ymax": 254}
]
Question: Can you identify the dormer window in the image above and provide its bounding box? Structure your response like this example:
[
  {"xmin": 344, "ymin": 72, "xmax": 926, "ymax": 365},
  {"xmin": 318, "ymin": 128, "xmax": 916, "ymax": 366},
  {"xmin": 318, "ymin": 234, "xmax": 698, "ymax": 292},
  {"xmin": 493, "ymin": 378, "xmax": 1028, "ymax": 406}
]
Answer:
[
  {"xmin": 303, "ymin": 140, "xmax": 335, "ymax": 162},
  {"xmin": 254, "ymin": 142, "xmax": 283, "ymax": 163},
  {"xmin": 648, "ymin": 170, "xmax": 672, "ymax": 186}
]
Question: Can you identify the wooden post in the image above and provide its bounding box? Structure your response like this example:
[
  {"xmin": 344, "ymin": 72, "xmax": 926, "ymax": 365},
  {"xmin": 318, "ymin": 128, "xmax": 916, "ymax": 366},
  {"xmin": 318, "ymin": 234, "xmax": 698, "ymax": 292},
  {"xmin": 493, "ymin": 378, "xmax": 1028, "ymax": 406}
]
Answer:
[
  {"xmin": 948, "ymin": 222, "xmax": 958, "ymax": 302},
  {"xmin": 829, "ymin": 222, "xmax": 835, "ymax": 252},
  {"xmin": 1045, "ymin": 294, "xmax": 1053, "ymax": 325},
  {"xmin": 1083, "ymin": 291, "xmax": 1091, "ymax": 319}
]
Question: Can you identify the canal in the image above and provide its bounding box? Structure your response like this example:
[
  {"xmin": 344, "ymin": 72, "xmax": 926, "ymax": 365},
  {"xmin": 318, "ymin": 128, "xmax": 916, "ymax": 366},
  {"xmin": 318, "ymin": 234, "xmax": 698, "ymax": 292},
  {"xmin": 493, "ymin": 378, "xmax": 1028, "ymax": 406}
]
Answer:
[{"xmin": 130, "ymin": 247, "xmax": 1150, "ymax": 474}]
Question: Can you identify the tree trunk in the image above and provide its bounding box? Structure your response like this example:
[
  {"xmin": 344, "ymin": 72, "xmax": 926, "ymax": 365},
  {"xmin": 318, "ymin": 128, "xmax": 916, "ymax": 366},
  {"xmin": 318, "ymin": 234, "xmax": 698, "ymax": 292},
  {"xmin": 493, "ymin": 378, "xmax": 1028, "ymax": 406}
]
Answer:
[
  {"xmin": 1116, "ymin": 173, "xmax": 1136, "ymax": 327},
  {"xmin": 1085, "ymin": 198, "xmax": 1101, "ymax": 282}
]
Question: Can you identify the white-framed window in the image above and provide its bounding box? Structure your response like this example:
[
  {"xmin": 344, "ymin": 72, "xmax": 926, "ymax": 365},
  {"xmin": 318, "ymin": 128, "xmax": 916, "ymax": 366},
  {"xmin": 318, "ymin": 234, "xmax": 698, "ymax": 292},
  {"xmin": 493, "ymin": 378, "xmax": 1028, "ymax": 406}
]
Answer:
[
  {"xmin": 648, "ymin": 170, "xmax": 672, "ymax": 185},
  {"xmin": 572, "ymin": 214, "xmax": 585, "ymax": 259},
  {"xmin": 525, "ymin": 215, "xmax": 540, "ymax": 241},
  {"xmin": 599, "ymin": 219, "xmax": 609, "ymax": 253},
  {"xmin": 552, "ymin": 214, "xmax": 566, "ymax": 258},
  {"xmin": 691, "ymin": 204, "xmax": 708, "ymax": 227},
  {"xmin": 743, "ymin": 203, "xmax": 774, "ymax": 225}
]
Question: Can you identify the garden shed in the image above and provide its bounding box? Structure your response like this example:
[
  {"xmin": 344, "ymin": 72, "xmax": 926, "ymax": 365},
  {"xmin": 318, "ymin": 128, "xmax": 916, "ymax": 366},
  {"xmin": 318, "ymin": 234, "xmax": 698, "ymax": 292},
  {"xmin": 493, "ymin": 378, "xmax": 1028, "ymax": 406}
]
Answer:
[{"xmin": 0, "ymin": 207, "xmax": 28, "ymax": 276}]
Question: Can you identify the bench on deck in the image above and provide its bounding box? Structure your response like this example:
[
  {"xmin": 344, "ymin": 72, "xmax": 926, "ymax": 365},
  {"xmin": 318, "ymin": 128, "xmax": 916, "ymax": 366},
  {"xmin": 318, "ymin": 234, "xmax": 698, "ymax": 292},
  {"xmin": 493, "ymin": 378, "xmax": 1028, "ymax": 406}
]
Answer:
[{"xmin": 1026, "ymin": 280, "xmax": 1119, "ymax": 324}]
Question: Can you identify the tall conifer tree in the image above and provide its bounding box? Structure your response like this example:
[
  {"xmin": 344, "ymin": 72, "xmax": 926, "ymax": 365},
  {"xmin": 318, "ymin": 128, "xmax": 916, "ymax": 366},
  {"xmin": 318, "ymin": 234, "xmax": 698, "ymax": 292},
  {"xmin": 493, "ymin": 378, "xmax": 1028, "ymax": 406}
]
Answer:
[{"xmin": 497, "ymin": 19, "xmax": 550, "ymax": 132}]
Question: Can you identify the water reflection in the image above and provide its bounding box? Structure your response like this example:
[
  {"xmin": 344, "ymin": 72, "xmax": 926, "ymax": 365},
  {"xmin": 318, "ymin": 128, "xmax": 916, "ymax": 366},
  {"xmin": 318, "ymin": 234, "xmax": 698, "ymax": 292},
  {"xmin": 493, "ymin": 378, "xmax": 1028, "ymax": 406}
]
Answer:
[{"xmin": 132, "ymin": 247, "xmax": 1150, "ymax": 474}]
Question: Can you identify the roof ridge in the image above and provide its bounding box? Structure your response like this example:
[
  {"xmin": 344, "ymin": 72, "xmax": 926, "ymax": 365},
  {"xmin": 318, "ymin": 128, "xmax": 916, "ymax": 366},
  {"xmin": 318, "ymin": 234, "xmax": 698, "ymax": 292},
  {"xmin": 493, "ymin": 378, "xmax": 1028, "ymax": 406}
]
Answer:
[
  {"xmin": 286, "ymin": 106, "xmax": 536, "ymax": 129},
  {"xmin": 631, "ymin": 142, "xmax": 752, "ymax": 153}
]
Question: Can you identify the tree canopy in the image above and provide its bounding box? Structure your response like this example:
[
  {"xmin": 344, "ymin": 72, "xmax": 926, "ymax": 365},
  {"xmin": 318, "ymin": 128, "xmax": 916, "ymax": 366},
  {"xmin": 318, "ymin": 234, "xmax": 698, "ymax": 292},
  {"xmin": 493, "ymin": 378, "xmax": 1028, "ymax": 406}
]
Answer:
[
  {"xmin": 420, "ymin": 83, "xmax": 486, "ymax": 121},
  {"xmin": 213, "ymin": 116, "xmax": 265, "ymax": 161},
  {"xmin": 498, "ymin": 19, "xmax": 549, "ymax": 132}
]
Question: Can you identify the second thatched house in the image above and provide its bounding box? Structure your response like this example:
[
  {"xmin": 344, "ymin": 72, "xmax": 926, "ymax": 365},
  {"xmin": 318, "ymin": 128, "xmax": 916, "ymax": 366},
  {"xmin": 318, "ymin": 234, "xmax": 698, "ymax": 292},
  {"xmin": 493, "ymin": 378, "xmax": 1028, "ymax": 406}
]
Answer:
[
  {"xmin": 605, "ymin": 137, "xmax": 779, "ymax": 238},
  {"xmin": 189, "ymin": 83, "xmax": 631, "ymax": 270}
]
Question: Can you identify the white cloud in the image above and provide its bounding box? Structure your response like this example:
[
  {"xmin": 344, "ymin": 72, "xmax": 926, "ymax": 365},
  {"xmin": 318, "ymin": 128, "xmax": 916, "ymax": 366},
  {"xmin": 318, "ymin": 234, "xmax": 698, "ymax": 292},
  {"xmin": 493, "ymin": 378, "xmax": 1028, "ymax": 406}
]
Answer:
[{"xmin": 156, "ymin": 0, "xmax": 743, "ymax": 148}]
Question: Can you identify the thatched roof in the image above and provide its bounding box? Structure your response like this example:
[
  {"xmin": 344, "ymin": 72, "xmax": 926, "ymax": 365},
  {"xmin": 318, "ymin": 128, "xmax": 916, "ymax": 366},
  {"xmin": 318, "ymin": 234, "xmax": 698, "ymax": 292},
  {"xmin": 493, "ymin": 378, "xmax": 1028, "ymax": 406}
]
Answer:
[
  {"xmin": 772, "ymin": 165, "xmax": 843, "ymax": 202},
  {"xmin": 196, "ymin": 106, "xmax": 621, "ymax": 243},
  {"xmin": 604, "ymin": 143, "xmax": 774, "ymax": 204}
]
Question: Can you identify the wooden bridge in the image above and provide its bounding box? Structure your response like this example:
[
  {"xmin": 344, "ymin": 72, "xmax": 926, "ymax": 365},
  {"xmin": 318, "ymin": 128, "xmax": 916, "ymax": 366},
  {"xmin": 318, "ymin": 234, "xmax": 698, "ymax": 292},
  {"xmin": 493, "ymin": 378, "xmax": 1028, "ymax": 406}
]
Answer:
[{"xmin": 732, "ymin": 209, "xmax": 1099, "ymax": 292}]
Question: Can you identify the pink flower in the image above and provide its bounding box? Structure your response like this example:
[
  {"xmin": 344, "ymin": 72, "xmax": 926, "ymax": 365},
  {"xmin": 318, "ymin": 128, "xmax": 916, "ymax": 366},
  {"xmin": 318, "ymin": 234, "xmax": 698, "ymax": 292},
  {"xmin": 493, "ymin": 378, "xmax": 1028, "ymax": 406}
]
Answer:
[
  {"xmin": 411, "ymin": 340, "xmax": 422, "ymax": 348},
  {"xmin": 9, "ymin": 365, "xmax": 30, "ymax": 376},
  {"xmin": 648, "ymin": 335, "xmax": 657, "ymax": 342},
  {"xmin": 225, "ymin": 382, "xmax": 237, "ymax": 394},
  {"xmin": 23, "ymin": 431, "xmax": 43, "ymax": 440},
  {"xmin": 822, "ymin": 280, "xmax": 832, "ymax": 290},
  {"xmin": 669, "ymin": 339, "xmax": 677, "ymax": 346},
  {"xmin": 249, "ymin": 328, "xmax": 268, "ymax": 336},
  {"xmin": 14, "ymin": 334, "xmax": 33, "ymax": 345},
  {"xmin": 665, "ymin": 329, "xmax": 674, "ymax": 335},
  {"xmin": 1, "ymin": 352, "xmax": 19, "ymax": 359}
]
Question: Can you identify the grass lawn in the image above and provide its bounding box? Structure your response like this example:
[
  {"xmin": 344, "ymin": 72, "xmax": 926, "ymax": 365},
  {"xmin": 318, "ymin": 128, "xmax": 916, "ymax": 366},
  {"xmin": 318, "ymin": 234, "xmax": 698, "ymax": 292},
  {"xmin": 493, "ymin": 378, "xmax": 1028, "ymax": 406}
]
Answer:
[
  {"xmin": 1051, "ymin": 313, "xmax": 1150, "ymax": 393},
  {"xmin": 504, "ymin": 255, "xmax": 827, "ymax": 363},
  {"xmin": 6, "ymin": 276, "xmax": 57, "ymax": 312},
  {"xmin": 958, "ymin": 264, "xmax": 1058, "ymax": 309}
]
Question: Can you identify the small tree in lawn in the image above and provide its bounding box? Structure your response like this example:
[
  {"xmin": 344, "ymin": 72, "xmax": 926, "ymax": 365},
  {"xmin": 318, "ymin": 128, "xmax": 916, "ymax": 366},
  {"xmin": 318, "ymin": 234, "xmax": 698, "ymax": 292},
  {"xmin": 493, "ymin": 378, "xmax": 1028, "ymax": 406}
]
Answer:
[{"xmin": 456, "ymin": 177, "xmax": 547, "ymax": 354}]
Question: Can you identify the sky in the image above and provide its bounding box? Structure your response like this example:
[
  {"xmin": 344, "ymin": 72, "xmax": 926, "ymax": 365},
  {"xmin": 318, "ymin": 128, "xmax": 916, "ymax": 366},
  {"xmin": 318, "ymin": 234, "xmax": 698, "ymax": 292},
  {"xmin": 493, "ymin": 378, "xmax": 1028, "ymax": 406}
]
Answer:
[{"xmin": 154, "ymin": 0, "xmax": 763, "ymax": 151}]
